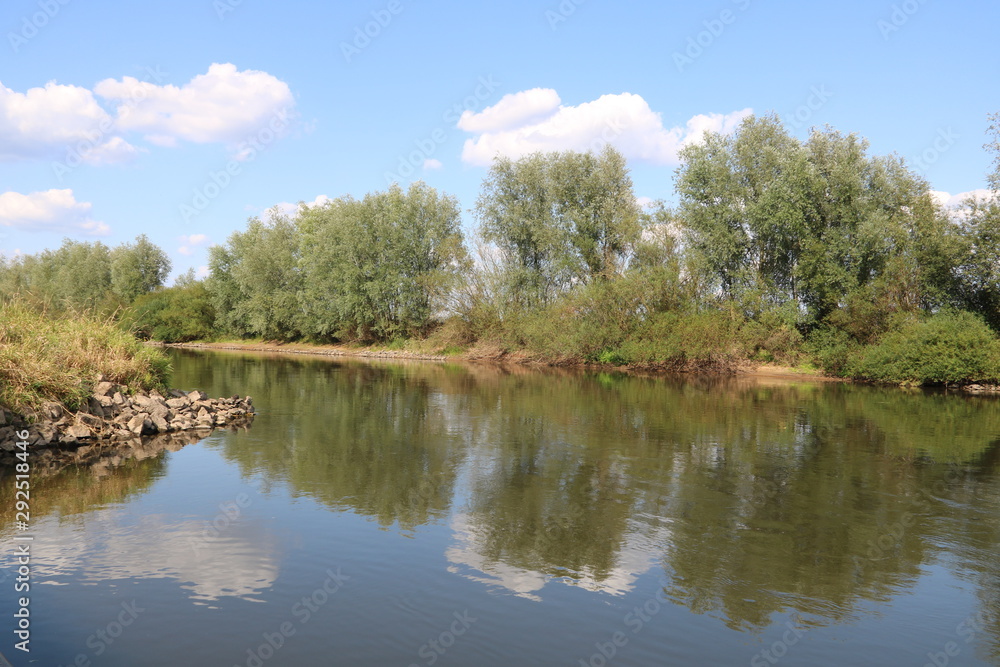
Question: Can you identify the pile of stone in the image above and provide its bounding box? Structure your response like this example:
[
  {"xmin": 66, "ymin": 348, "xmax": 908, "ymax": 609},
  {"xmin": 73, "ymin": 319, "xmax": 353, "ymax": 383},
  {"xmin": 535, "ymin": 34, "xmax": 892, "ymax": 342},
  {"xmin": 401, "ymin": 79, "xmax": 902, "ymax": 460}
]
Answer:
[{"xmin": 0, "ymin": 378, "xmax": 255, "ymax": 448}]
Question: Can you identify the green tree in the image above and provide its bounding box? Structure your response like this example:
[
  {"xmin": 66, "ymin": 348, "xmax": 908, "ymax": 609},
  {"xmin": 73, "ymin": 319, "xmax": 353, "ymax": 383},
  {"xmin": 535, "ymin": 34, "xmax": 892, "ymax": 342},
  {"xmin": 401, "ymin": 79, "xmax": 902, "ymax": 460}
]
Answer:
[
  {"xmin": 677, "ymin": 114, "xmax": 961, "ymax": 334},
  {"xmin": 475, "ymin": 146, "xmax": 640, "ymax": 309},
  {"xmin": 954, "ymin": 112, "xmax": 1000, "ymax": 330},
  {"xmin": 30, "ymin": 239, "xmax": 113, "ymax": 311},
  {"xmin": 207, "ymin": 209, "xmax": 304, "ymax": 339},
  {"xmin": 298, "ymin": 182, "xmax": 467, "ymax": 341},
  {"xmin": 110, "ymin": 234, "xmax": 171, "ymax": 303}
]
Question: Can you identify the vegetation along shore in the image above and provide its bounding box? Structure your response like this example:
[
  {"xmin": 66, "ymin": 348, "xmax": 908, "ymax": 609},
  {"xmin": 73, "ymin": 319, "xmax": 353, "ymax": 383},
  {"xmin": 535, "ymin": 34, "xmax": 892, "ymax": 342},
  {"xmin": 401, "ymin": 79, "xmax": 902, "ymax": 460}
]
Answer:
[
  {"xmin": 0, "ymin": 302, "xmax": 253, "ymax": 447},
  {"xmin": 3, "ymin": 111, "xmax": 1000, "ymax": 423}
]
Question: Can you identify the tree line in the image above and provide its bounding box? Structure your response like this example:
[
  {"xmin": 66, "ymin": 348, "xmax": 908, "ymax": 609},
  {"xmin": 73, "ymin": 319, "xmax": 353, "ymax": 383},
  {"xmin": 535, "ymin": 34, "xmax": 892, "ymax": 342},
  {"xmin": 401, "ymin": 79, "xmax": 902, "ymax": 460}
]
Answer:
[
  {"xmin": 0, "ymin": 234, "xmax": 170, "ymax": 312},
  {"xmin": 3, "ymin": 111, "xmax": 999, "ymax": 384}
]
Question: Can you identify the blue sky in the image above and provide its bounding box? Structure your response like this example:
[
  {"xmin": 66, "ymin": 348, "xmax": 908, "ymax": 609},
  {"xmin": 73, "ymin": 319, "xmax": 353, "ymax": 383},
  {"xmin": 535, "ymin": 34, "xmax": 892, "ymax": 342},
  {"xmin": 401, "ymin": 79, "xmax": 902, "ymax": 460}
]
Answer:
[{"xmin": 1, "ymin": 0, "xmax": 998, "ymax": 280}]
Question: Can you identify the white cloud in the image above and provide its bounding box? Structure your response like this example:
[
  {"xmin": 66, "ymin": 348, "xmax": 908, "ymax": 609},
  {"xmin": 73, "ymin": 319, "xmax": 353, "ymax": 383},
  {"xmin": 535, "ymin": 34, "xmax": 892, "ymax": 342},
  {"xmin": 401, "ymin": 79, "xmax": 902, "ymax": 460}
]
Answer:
[
  {"xmin": 931, "ymin": 189, "xmax": 996, "ymax": 209},
  {"xmin": 0, "ymin": 81, "xmax": 137, "ymax": 163},
  {"xmin": 0, "ymin": 189, "xmax": 109, "ymax": 236},
  {"xmin": 423, "ymin": 158, "xmax": 443, "ymax": 170},
  {"xmin": 457, "ymin": 88, "xmax": 561, "ymax": 133},
  {"xmin": 636, "ymin": 196, "xmax": 655, "ymax": 209},
  {"xmin": 196, "ymin": 265, "xmax": 210, "ymax": 279},
  {"xmin": 272, "ymin": 194, "xmax": 331, "ymax": 218},
  {"xmin": 459, "ymin": 89, "xmax": 752, "ymax": 166},
  {"xmin": 178, "ymin": 233, "xmax": 210, "ymax": 256},
  {"xmin": 95, "ymin": 63, "xmax": 295, "ymax": 148},
  {"xmin": 0, "ymin": 64, "xmax": 294, "ymax": 166}
]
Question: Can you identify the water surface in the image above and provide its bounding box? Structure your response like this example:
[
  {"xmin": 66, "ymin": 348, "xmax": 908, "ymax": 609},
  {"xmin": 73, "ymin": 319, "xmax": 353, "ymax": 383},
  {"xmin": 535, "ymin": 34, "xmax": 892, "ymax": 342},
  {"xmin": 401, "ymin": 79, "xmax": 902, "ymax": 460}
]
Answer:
[{"xmin": 2, "ymin": 349, "xmax": 999, "ymax": 666}]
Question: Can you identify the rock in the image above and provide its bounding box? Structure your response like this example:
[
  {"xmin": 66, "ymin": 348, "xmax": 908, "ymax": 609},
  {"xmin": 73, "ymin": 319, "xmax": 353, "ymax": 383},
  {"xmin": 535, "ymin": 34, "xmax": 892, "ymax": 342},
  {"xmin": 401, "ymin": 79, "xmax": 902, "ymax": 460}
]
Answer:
[
  {"xmin": 41, "ymin": 402, "xmax": 63, "ymax": 420},
  {"xmin": 127, "ymin": 414, "xmax": 147, "ymax": 435},
  {"xmin": 112, "ymin": 392, "xmax": 127, "ymax": 406},
  {"xmin": 78, "ymin": 413, "xmax": 104, "ymax": 430},
  {"xmin": 189, "ymin": 390, "xmax": 208, "ymax": 402},
  {"xmin": 36, "ymin": 423, "xmax": 57, "ymax": 444},
  {"xmin": 132, "ymin": 395, "xmax": 154, "ymax": 409},
  {"xmin": 94, "ymin": 381, "xmax": 116, "ymax": 397},
  {"xmin": 87, "ymin": 398, "xmax": 106, "ymax": 418},
  {"xmin": 149, "ymin": 403, "xmax": 170, "ymax": 420},
  {"xmin": 151, "ymin": 414, "xmax": 169, "ymax": 432},
  {"xmin": 66, "ymin": 423, "xmax": 93, "ymax": 439},
  {"xmin": 166, "ymin": 397, "xmax": 189, "ymax": 409}
]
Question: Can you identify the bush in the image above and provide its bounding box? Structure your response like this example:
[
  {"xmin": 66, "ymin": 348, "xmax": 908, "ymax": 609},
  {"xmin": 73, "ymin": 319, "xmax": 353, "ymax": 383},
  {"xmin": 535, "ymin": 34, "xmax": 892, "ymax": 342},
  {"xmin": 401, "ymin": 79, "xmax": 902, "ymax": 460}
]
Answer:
[
  {"xmin": 847, "ymin": 311, "xmax": 1000, "ymax": 385},
  {"xmin": 616, "ymin": 310, "xmax": 744, "ymax": 371},
  {"xmin": 805, "ymin": 326, "xmax": 859, "ymax": 376},
  {"xmin": 124, "ymin": 283, "xmax": 216, "ymax": 343},
  {"xmin": 0, "ymin": 300, "xmax": 170, "ymax": 413}
]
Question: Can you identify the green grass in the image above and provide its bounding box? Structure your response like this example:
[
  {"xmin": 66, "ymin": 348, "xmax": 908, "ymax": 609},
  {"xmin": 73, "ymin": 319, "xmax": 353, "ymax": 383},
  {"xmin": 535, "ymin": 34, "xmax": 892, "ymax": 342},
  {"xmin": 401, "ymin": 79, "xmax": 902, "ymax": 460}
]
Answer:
[{"xmin": 0, "ymin": 300, "xmax": 171, "ymax": 415}]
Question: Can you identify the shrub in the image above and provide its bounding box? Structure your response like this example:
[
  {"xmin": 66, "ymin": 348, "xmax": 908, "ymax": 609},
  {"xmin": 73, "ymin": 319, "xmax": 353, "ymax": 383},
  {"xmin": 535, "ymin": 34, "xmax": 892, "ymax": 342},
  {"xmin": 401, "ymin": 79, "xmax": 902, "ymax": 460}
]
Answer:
[
  {"xmin": 617, "ymin": 310, "xmax": 745, "ymax": 371},
  {"xmin": 847, "ymin": 311, "xmax": 1000, "ymax": 385},
  {"xmin": 124, "ymin": 282, "xmax": 216, "ymax": 343},
  {"xmin": 805, "ymin": 326, "xmax": 859, "ymax": 376}
]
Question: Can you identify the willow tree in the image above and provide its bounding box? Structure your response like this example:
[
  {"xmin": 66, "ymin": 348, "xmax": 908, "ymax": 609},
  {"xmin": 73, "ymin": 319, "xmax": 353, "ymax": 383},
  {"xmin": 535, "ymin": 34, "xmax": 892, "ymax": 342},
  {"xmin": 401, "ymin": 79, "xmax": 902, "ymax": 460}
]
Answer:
[
  {"xmin": 955, "ymin": 112, "xmax": 1000, "ymax": 330},
  {"xmin": 475, "ymin": 146, "xmax": 641, "ymax": 309},
  {"xmin": 297, "ymin": 182, "xmax": 467, "ymax": 342},
  {"xmin": 207, "ymin": 209, "xmax": 304, "ymax": 339},
  {"xmin": 676, "ymin": 114, "xmax": 961, "ymax": 332},
  {"xmin": 110, "ymin": 234, "xmax": 171, "ymax": 303},
  {"xmin": 0, "ymin": 239, "xmax": 113, "ymax": 311}
]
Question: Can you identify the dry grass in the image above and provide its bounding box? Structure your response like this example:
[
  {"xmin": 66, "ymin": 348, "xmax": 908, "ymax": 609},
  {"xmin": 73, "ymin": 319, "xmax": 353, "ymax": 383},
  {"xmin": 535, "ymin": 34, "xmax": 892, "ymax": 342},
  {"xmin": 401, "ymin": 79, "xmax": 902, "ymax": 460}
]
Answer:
[{"xmin": 0, "ymin": 299, "xmax": 170, "ymax": 414}]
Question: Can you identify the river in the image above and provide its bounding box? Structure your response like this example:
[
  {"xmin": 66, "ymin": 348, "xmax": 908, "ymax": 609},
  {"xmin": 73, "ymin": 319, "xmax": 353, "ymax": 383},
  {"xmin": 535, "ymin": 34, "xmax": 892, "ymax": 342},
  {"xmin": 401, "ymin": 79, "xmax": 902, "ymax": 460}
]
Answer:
[{"xmin": 2, "ymin": 348, "xmax": 998, "ymax": 666}]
